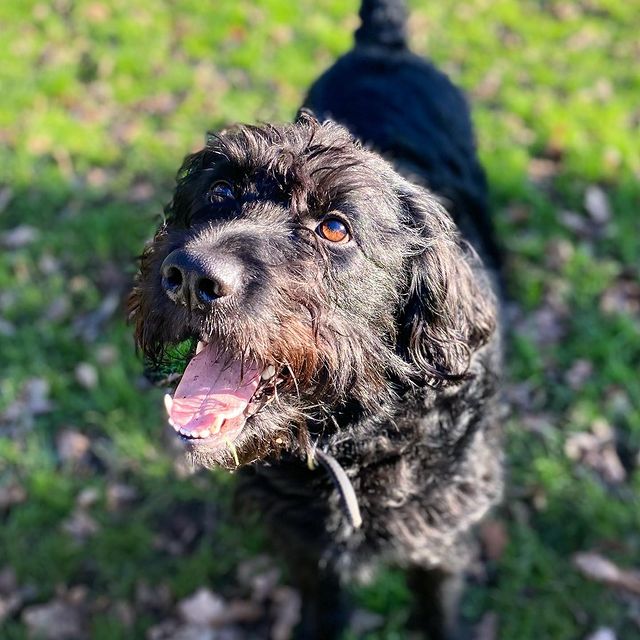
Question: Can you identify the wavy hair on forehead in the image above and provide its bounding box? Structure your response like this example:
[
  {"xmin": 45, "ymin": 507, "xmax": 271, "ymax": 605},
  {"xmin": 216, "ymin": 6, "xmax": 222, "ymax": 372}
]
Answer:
[{"xmin": 173, "ymin": 114, "xmax": 381, "ymax": 217}]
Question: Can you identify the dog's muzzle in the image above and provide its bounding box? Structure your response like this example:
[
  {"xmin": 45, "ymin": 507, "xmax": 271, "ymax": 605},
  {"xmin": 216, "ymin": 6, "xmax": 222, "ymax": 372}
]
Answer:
[{"xmin": 161, "ymin": 248, "xmax": 244, "ymax": 310}]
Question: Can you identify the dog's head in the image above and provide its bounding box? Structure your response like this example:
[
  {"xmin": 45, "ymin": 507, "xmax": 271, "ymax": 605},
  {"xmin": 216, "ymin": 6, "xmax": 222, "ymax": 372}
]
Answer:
[{"xmin": 128, "ymin": 115, "xmax": 496, "ymax": 468}]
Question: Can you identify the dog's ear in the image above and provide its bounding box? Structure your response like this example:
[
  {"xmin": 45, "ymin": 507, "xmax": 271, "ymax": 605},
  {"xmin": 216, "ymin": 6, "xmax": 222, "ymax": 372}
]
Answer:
[{"xmin": 397, "ymin": 183, "xmax": 497, "ymax": 385}]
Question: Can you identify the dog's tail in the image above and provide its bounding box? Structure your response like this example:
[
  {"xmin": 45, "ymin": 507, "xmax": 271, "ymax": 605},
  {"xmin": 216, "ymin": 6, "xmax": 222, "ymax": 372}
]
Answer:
[{"xmin": 354, "ymin": 0, "xmax": 408, "ymax": 50}]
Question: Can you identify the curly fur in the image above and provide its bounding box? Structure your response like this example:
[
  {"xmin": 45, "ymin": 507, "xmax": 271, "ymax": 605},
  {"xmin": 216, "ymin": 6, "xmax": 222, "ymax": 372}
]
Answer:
[{"xmin": 129, "ymin": 1, "xmax": 503, "ymax": 637}]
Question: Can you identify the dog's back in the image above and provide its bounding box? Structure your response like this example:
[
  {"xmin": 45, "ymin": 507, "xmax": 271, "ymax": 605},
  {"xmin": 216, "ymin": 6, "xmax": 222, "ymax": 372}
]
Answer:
[{"xmin": 304, "ymin": 0, "xmax": 501, "ymax": 271}]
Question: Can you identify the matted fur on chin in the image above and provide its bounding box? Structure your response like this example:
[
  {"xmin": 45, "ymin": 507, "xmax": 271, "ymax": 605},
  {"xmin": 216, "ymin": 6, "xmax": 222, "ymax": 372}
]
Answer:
[{"xmin": 128, "ymin": 116, "xmax": 497, "ymax": 468}]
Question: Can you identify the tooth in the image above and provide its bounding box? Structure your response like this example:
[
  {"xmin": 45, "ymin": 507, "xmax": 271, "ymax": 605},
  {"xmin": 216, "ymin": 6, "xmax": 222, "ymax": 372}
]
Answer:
[
  {"xmin": 210, "ymin": 418, "xmax": 223, "ymax": 435},
  {"xmin": 261, "ymin": 364, "xmax": 276, "ymax": 380},
  {"xmin": 199, "ymin": 429, "xmax": 210, "ymax": 438},
  {"xmin": 196, "ymin": 341, "xmax": 206, "ymax": 354},
  {"xmin": 164, "ymin": 393, "xmax": 173, "ymax": 415},
  {"xmin": 179, "ymin": 428, "xmax": 192, "ymax": 437}
]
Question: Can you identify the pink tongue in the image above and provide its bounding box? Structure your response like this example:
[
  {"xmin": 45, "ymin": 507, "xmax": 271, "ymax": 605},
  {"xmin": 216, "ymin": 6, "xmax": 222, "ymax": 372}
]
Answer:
[{"xmin": 170, "ymin": 343, "xmax": 261, "ymax": 436}]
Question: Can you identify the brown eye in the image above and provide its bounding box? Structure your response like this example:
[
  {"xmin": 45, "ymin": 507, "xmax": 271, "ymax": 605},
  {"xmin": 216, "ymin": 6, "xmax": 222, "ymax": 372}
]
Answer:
[
  {"xmin": 208, "ymin": 181, "xmax": 234, "ymax": 201},
  {"xmin": 316, "ymin": 217, "xmax": 350, "ymax": 244}
]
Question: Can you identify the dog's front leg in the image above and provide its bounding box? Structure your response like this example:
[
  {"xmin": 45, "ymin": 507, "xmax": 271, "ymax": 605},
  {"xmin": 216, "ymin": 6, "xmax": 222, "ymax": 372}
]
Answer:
[
  {"xmin": 406, "ymin": 565, "xmax": 464, "ymax": 640},
  {"xmin": 287, "ymin": 554, "xmax": 348, "ymax": 640}
]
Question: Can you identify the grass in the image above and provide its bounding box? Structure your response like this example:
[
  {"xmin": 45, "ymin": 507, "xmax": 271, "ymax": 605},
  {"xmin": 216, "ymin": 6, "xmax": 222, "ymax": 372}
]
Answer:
[{"xmin": 1, "ymin": 0, "xmax": 639, "ymax": 638}]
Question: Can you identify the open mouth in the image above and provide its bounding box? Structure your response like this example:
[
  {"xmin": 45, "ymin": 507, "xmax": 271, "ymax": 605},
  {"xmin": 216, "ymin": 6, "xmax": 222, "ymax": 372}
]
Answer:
[{"xmin": 162, "ymin": 341, "xmax": 280, "ymax": 451}]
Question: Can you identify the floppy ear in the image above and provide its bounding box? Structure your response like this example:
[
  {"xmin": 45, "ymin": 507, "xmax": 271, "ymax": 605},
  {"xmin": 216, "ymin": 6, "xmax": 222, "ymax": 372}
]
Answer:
[{"xmin": 397, "ymin": 183, "xmax": 497, "ymax": 385}]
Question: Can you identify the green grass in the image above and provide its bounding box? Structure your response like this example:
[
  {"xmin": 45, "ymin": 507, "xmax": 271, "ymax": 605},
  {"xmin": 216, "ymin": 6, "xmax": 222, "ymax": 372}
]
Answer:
[{"xmin": 1, "ymin": 0, "xmax": 639, "ymax": 638}]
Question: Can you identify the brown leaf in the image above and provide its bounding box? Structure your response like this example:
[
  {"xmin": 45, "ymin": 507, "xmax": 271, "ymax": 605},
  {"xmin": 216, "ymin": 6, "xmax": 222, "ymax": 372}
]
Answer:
[
  {"xmin": 271, "ymin": 587, "xmax": 301, "ymax": 640},
  {"xmin": 136, "ymin": 580, "xmax": 173, "ymax": 613},
  {"xmin": 585, "ymin": 628, "xmax": 617, "ymax": 640},
  {"xmin": 74, "ymin": 363, "xmax": 98, "ymax": 390},
  {"xmin": 479, "ymin": 519, "xmax": 509, "ymax": 562},
  {"xmin": 225, "ymin": 598, "xmax": 263, "ymax": 624},
  {"xmin": 106, "ymin": 483, "xmax": 138, "ymax": 511},
  {"xmin": 564, "ymin": 359, "xmax": 593, "ymax": 390},
  {"xmin": 22, "ymin": 599, "xmax": 86, "ymax": 639},
  {"xmin": 1, "ymin": 224, "xmax": 40, "ymax": 249},
  {"xmin": 573, "ymin": 552, "xmax": 640, "ymax": 595},
  {"xmin": 177, "ymin": 588, "xmax": 226, "ymax": 626},
  {"xmin": 474, "ymin": 611, "xmax": 499, "ymax": 640},
  {"xmin": 584, "ymin": 185, "xmax": 612, "ymax": 225},
  {"xmin": 348, "ymin": 608, "xmax": 384, "ymax": 636},
  {"xmin": 0, "ymin": 482, "xmax": 27, "ymax": 509},
  {"xmin": 62, "ymin": 509, "xmax": 100, "ymax": 542},
  {"xmin": 564, "ymin": 420, "xmax": 626, "ymax": 484},
  {"xmin": 76, "ymin": 487, "xmax": 100, "ymax": 509},
  {"xmin": 147, "ymin": 621, "xmax": 217, "ymax": 640},
  {"xmin": 601, "ymin": 275, "xmax": 640, "ymax": 317},
  {"xmin": 2, "ymin": 378, "xmax": 53, "ymax": 429},
  {"xmin": 56, "ymin": 429, "xmax": 91, "ymax": 464}
]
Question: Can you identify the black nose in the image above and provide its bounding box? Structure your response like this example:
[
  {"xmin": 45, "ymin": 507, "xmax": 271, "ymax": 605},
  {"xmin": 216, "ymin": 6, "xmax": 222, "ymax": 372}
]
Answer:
[{"xmin": 160, "ymin": 249, "xmax": 242, "ymax": 308}]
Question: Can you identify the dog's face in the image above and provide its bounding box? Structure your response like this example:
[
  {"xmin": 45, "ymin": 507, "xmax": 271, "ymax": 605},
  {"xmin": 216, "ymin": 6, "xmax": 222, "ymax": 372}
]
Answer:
[{"xmin": 129, "ymin": 116, "xmax": 495, "ymax": 468}]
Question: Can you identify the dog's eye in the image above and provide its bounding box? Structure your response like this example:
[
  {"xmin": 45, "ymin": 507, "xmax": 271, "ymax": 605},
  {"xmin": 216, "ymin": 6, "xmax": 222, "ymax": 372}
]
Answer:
[
  {"xmin": 208, "ymin": 181, "xmax": 235, "ymax": 201},
  {"xmin": 316, "ymin": 217, "xmax": 350, "ymax": 244}
]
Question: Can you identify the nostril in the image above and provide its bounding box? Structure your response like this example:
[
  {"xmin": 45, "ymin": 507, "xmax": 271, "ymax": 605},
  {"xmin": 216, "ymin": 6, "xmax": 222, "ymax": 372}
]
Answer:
[
  {"xmin": 197, "ymin": 277, "xmax": 219, "ymax": 303},
  {"xmin": 163, "ymin": 266, "xmax": 183, "ymax": 292}
]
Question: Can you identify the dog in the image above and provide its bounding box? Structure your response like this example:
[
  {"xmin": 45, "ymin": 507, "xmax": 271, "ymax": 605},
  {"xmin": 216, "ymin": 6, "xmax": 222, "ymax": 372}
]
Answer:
[{"xmin": 128, "ymin": 0, "xmax": 503, "ymax": 637}]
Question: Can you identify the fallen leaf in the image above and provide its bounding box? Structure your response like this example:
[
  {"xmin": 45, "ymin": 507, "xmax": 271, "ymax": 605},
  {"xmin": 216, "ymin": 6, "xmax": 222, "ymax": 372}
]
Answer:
[
  {"xmin": 1, "ymin": 224, "xmax": 40, "ymax": 249},
  {"xmin": 147, "ymin": 621, "xmax": 217, "ymax": 640},
  {"xmin": 177, "ymin": 588, "xmax": 226, "ymax": 626},
  {"xmin": 136, "ymin": 580, "xmax": 173, "ymax": 613},
  {"xmin": 479, "ymin": 519, "xmax": 509, "ymax": 562},
  {"xmin": 0, "ymin": 482, "xmax": 27, "ymax": 509},
  {"xmin": 584, "ymin": 185, "xmax": 612, "ymax": 225},
  {"xmin": 56, "ymin": 429, "xmax": 91, "ymax": 464},
  {"xmin": 62, "ymin": 509, "xmax": 100, "ymax": 542},
  {"xmin": 348, "ymin": 608, "xmax": 384, "ymax": 636},
  {"xmin": 601, "ymin": 275, "xmax": 640, "ymax": 317},
  {"xmin": 106, "ymin": 483, "xmax": 138, "ymax": 511},
  {"xmin": 574, "ymin": 552, "xmax": 640, "ymax": 595},
  {"xmin": 22, "ymin": 599, "xmax": 85, "ymax": 639},
  {"xmin": 75, "ymin": 363, "xmax": 98, "ymax": 390},
  {"xmin": 76, "ymin": 487, "xmax": 100, "ymax": 509},
  {"xmin": 271, "ymin": 586, "xmax": 301, "ymax": 640},
  {"xmin": 564, "ymin": 420, "xmax": 626, "ymax": 484},
  {"xmin": 564, "ymin": 359, "xmax": 594, "ymax": 390},
  {"xmin": 474, "ymin": 611, "xmax": 499, "ymax": 640},
  {"xmin": 586, "ymin": 627, "xmax": 617, "ymax": 640}
]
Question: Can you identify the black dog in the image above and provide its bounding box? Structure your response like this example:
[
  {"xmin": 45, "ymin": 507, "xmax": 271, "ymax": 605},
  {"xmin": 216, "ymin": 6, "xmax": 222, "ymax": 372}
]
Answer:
[{"xmin": 129, "ymin": 1, "xmax": 503, "ymax": 637}]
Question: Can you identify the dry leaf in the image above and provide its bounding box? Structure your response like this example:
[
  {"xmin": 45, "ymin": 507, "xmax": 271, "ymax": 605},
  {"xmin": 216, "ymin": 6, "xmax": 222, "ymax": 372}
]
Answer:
[
  {"xmin": 474, "ymin": 611, "xmax": 499, "ymax": 640},
  {"xmin": 22, "ymin": 599, "xmax": 85, "ymax": 639},
  {"xmin": 585, "ymin": 627, "xmax": 617, "ymax": 640},
  {"xmin": 479, "ymin": 519, "xmax": 509, "ymax": 562},
  {"xmin": 75, "ymin": 363, "xmax": 98, "ymax": 390},
  {"xmin": 584, "ymin": 185, "xmax": 612, "ymax": 225},
  {"xmin": 177, "ymin": 588, "xmax": 226, "ymax": 626},
  {"xmin": 271, "ymin": 586, "xmax": 301, "ymax": 640},
  {"xmin": 62, "ymin": 509, "xmax": 100, "ymax": 542},
  {"xmin": 574, "ymin": 552, "xmax": 640, "ymax": 595},
  {"xmin": 1, "ymin": 225, "xmax": 40, "ymax": 249},
  {"xmin": 0, "ymin": 482, "xmax": 27, "ymax": 509},
  {"xmin": 56, "ymin": 429, "xmax": 91, "ymax": 464}
]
